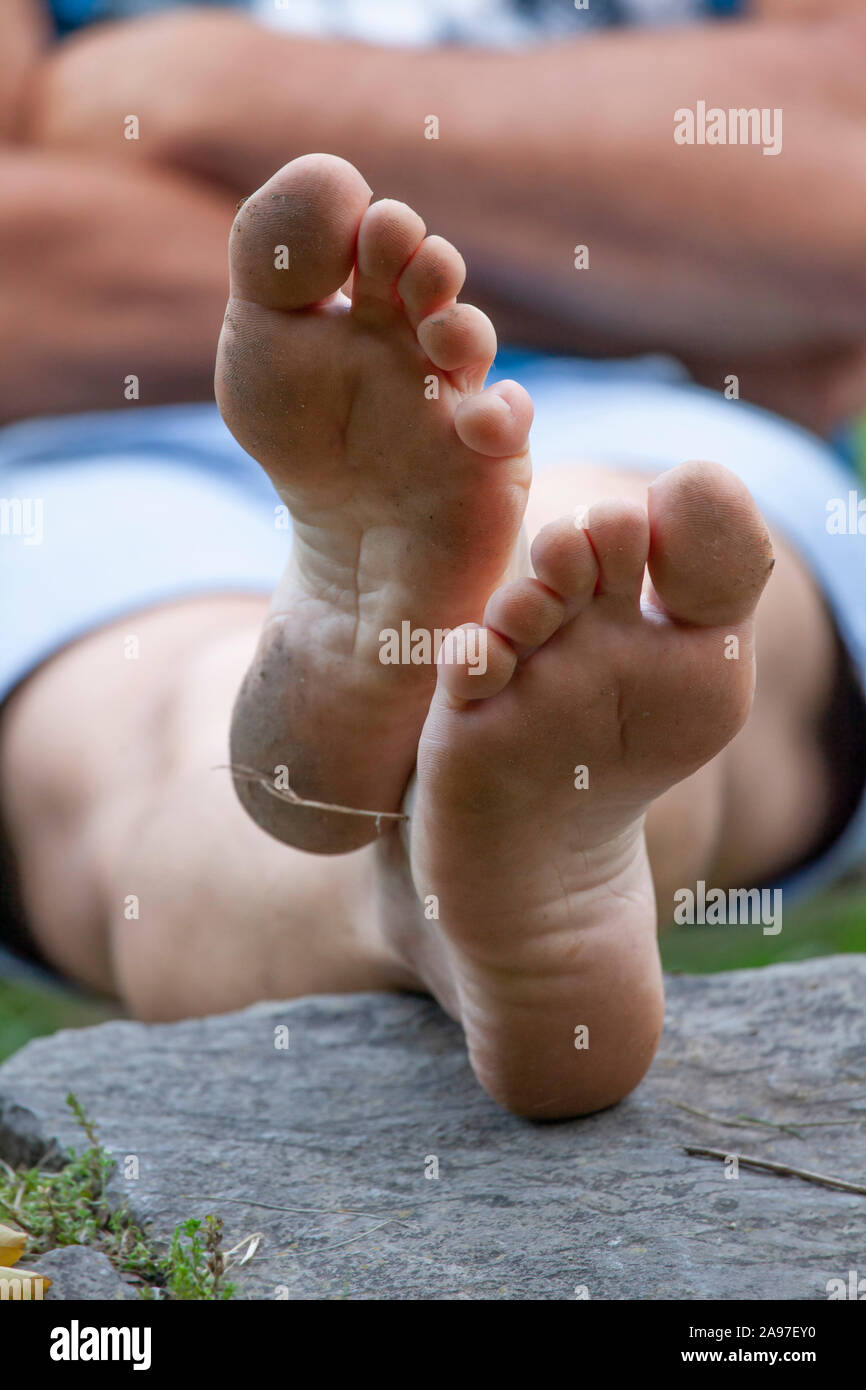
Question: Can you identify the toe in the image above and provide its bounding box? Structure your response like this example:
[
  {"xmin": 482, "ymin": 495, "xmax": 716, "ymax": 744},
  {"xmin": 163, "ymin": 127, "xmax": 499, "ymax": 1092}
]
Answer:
[
  {"xmin": 417, "ymin": 303, "xmax": 496, "ymax": 392},
  {"xmin": 583, "ymin": 497, "xmax": 649, "ymax": 603},
  {"xmin": 483, "ymin": 578, "xmax": 564, "ymax": 658},
  {"xmin": 352, "ymin": 198, "xmax": 427, "ymax": 320},
  {"xmin": 228, "ymin": 153, "xmax": 372, "ymax": 310},
  {"xmin": 453, "ymin": 380, "xmax": 533, "ymax": 457},
  {"xmin": 530, "ymin": 517, "xmax": 599, "ymax": 614},
  {"xmin": 397, "ymin": 234, "xmax": 466, "ymax": 328},
  {"xmin": 436, "ymin": 624, "xmax": 516, "ymax": 704},
  {"xmin": 647, "ymin": 459, "xmax": 774, "ymax": 627}
]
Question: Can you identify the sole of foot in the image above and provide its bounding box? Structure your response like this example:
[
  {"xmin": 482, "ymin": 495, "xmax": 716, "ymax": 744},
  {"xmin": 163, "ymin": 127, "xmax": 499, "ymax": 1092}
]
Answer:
[
  {"xmin": 215, "ymin": 153, "xmax": 532, "ymax": 852},
  {"xmin": 405, "ymin": 459, "xmax": 774, "ymax": 1118}
]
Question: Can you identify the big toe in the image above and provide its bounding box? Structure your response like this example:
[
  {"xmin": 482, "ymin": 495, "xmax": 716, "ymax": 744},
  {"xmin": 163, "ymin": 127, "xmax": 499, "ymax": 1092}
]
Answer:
[
  {"xmin": 228, "ymin": 153, "xmax": 372, "ymax": 310},
  {"xmin": 647, "ymin": 459, "xmax": 774, "ymax": 627}
]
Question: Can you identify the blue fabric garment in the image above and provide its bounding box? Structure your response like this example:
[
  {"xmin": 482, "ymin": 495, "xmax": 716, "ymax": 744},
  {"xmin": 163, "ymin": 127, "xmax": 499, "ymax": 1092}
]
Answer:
[
  {"xmin": 46, "ymin": 0, "xmax": 722, "ymax": 40},
  {"xmin": 48, "ymin": 0, "xmax": 105, "ymax": 34}
]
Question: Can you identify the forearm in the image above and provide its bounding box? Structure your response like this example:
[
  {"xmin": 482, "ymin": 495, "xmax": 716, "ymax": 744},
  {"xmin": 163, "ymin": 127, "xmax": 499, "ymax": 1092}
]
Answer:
[
  {"xmin": 0, "ymin": 0, "xmax": 48, "ymax": 139},
  {"xmin": 0, "ymin": 150, "xmax": 235, "ymax": 422},
  {"xmin": 350, "ymin": 22, "xmax": 866, "ymax": 356},
  {"xmin": 23, "ymin": 10, "xmax": 866, "ymax": 359}
]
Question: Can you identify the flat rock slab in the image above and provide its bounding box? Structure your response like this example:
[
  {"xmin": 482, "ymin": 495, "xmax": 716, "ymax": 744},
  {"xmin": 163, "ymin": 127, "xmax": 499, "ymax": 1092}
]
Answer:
[{"xmin": 1, "ymin": 957, "xmax": 864, "ymax": 1300}]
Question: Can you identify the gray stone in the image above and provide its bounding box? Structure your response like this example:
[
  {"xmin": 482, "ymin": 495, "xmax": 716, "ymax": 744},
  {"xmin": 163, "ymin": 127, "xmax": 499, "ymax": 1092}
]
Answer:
[
  {"xmin": 0, "ymin": 1094, "xmax": 65, "ymax": 1170},
  {"xmin": 0, "ymin": 957, "xmax": 864, "ymax": 1300},
  {"xmin": 34, "ymin": 1245, "xmax": 140, "ymax": 1301}
]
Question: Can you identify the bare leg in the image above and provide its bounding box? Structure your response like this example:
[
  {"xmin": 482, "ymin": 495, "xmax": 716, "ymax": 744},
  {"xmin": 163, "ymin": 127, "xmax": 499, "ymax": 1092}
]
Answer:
[
  {"xmin": 0, "ymin": 476, "xmax": 843, "ymax": 1064},
  {"xmin": 2, "ymin": 158, "xmax": 855, "ymax": 1116},
  {"xmin": 0, "ymin": 598, "xmax": 413, "ymax": 1019}
]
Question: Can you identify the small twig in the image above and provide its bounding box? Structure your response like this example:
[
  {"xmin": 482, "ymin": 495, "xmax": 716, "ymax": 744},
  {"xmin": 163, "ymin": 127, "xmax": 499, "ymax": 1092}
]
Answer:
[
  {"xmin": 198, "ymin": 1195, "xmax": 414, "ymax": 1226},
  {"xmin": 675, "ymin": 1100, "xmax": 800, "ymax": 1134},
  {"xmin": 732, "ymin": 1114, "xmax": 804, "ymax": 1138},
  {"xmin": 281, "ymin": 1218, "xmax": 400, "ymax": 1256},
  {"xmin": 737, "ymin": 1113, "xmax": 865, "ymax": 1136},
  {"xmin": 775, "ymin": 1119, "xmax": 865, "ymax": 1128},
  {"xmin": 671, "ymin": 1101, "xmax": 863, "ymax": 1137},
  {"xmin": 684, "ymin": 1146, "xmax": 866, "ymax": 1197},
  {"xmin": 0, "ymin": 1194, "xmax": 34, "ymax": 1234},
  {"xmin": 672, "ymin": 1102, "xmax": 790, "ymax": 1134},
  {"xmin": 213, "ymin": 764, "xmax": 408, "ymax": 823}
]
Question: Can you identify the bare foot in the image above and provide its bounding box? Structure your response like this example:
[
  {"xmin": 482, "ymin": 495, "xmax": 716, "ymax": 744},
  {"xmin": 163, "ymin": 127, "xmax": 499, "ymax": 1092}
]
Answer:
[
  {"xmin": 215, "ymin": 154, "xmax": 532, "ymax": 852},
  {"xmin": 402, "ymin": 461, "xmax": 774, "ymax": 1117}
]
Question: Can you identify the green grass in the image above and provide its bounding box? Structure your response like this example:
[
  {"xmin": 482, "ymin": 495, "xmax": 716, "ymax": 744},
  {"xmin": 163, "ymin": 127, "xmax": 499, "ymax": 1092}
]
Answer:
[
  {"xmin": 0, "ymin": 976, "xmax": 117, "ymax": 1065},
  {"xmin": 0, "ymin": 1093, "xmax": 236, "ymax": 1299},
  {"xmin": 854, "ymin": 413, "xmax": 866, "ymax": 484},
  {"xmin": 1, "ymin": 884, "xmax": 865, "ymax": 1061},
  {"xmin": 660, "ymin": 882, "xmax": 866, "ymax": 973}
]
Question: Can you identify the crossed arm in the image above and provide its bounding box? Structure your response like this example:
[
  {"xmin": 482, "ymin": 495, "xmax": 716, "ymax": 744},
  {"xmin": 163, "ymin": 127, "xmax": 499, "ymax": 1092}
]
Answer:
[{"xmin": 3, "ymin": 1, "xmax": 866, "ymax": 427}]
